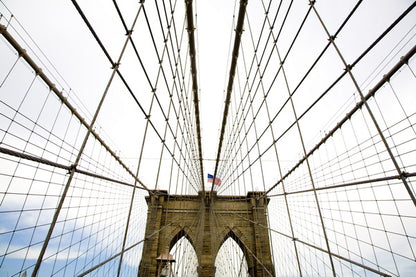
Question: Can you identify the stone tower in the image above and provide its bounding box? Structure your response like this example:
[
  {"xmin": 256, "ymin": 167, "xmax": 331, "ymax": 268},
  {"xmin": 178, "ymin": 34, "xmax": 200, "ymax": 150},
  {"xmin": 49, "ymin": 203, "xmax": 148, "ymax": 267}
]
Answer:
[{"xmin": 138, "ymin": 190, "xmax": 275, "ymax": 276}]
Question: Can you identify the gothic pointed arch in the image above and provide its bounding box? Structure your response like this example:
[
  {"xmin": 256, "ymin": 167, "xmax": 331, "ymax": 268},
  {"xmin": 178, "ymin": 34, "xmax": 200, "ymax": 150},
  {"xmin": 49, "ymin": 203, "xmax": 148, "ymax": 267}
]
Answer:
[
  {"xmin": 215, "ymin": 227, "xmax": 256, "ymax": 275},
  {"xmin": 169, "ymin": 228, "xmax": 195, "ymax": 252},
  {"xmin": 169, "ymin": 228, "xmax": 198, "ymax": 276},
  {"xmin": 217, "ymin": 228, "xmax": 249, "ymax": 260}
]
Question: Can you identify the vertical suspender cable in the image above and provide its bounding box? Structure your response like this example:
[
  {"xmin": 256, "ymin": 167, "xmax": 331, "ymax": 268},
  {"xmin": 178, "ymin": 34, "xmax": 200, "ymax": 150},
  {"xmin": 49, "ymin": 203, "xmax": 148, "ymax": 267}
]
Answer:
[
  {"xmin": 211, "ymin": 0, "xmax": 248, "ymax": 195},
  {"xmin": 185, "ymin": 0, "xmax": 205, "ymax": 192}
]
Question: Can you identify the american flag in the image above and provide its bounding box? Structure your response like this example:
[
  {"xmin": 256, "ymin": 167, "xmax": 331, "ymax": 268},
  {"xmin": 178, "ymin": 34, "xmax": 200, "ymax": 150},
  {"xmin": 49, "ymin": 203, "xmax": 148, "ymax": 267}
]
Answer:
[{"xmin": 207, "ymin": 174, "xmax": 221, "ymax": 186}]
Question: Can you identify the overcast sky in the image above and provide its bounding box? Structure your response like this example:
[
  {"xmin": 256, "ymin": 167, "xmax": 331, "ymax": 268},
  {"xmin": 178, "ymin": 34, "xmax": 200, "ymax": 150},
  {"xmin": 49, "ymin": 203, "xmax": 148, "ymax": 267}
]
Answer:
[
  {"xmin": 1, "ymin": 0, "xmax": 415, "ymax": 193},
  {"xmin": 1, "ymin": 1, "xmax": 416, "ymax": 276}
]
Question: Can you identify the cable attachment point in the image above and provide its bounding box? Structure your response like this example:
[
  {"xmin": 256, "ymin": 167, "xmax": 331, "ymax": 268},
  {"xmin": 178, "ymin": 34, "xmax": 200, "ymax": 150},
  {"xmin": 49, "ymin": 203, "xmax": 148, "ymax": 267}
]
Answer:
[
  {"xmin": 19, "ymin": 49, "xmax": 26, "ymax": 57},
  {"xmin": 328, "ymin": 35, "xmax": 336, "ymax": 42},
  {"xmin": 400, "ymin": 56, "xmax": 408, "ymax": 65},
  {"xmin": 0, "ymin": 24, "xmax": 7, "ymax": 33},
  {"xmin": 401, "ymin": 171, "xmax": 409, "ymax": 179},
  {"xmin": 112, "ymin": 63, "xmax": 120, "ymax": 70},
  {"xmin": 68, "ymin": 164, "xmax": 77, "ymax": 174},
  {"xmin": 344, "ymin": 64, "xmax": 352, "ymax": 72}
]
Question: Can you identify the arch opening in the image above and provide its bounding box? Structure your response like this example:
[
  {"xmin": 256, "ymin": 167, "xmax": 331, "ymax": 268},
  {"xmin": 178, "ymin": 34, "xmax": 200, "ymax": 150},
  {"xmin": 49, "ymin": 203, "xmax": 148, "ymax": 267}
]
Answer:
[
  {"xmin": 215, "ymin": 231, "xmax": 250, "ymax": 276},
  {"xmin": 169, "ymin": 230, "xmax": 198, "ymax": 277}
]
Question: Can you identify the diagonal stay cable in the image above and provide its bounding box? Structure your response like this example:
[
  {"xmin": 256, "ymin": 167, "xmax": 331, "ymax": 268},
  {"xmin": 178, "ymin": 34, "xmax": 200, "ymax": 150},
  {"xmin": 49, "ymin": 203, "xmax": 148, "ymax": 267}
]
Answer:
[
  {"xmin": 262, "ymin": 42, "xmax": 416, "ymax": 198},
  {"xmin": 159, "ymin": 0, "xmax": 205, "ymax": 191},
  {"xmin": 109, "ymin": 1, "xmax": 173, "ymax": 273},
  {"xmin": 154, "ymin": 0, "xmax": 204, "ymax": 189},
  {"xmin": 142, "ymin": 4, "xmax": 202, "ymax": 189},
  {"xmin": 218, "ymin": 0, "xmax": 295, "ymax": 171},
  {"xmin": 233, "ymin": 212, "xmax": 392, "ymax": 277},
  {"xmin": 311, "ymin": 1, "xmax": 416, "ymax": 207},
  {"xmin": 141, "ymin": 3, "xmax": 201, "ymax": 189},
  {"xmin": 112, "ymin": 0, "xmax": 202, "ymax": 190},
  {"xmin": 76, "ymin": 194, "xmax": 204, "ymax": 276},
  {"xmin": 29, "ymin": 2, "xmax": 147, "ymax": 274},
  {"xmin": 161, "ymin": 0, "xmax": 203, "ymax": 194},
  {"xmin": 216, "ymin": 0, "xmax": 277, "ymax": 191},
  {"xmin": 70, "ymin": 0, "xmax": 201, "ymax": 192},
  {"xmin": 221, "ymin": 0, "xmax": 362, "ymax": 189},
  {"xmin": 109, "ymin": 3, "xmax": 206, "ymax": 270},
  {"xmin": 138, "ymin": 4, "xmax": 202, "ymax": 189},
  {"xmin": 218, "ymin": 1, "xmax": 309, "ymax": 190},
  {"xmin": 0, "ymin": 24, "xmax": 151, "ymax": 193},
  {"xmin": 0, "ymin": 146, "xmax": 148, "ymax": 191},
  {"xmin": 223, "ymin": 2, "xmax": 416, "ymax": 191}
]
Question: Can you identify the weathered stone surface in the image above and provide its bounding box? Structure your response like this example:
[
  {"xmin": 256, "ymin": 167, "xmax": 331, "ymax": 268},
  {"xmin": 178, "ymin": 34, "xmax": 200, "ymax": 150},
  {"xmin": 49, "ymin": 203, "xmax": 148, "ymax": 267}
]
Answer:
[{"xmin": 138, "ymin": 190, "xmax": 275, "ymax": 276}]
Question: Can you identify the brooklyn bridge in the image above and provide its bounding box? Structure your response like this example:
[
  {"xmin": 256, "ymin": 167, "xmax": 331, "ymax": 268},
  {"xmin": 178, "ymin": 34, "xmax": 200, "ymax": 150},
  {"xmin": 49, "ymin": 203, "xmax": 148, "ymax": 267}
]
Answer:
[{"xmin": 0, "ymin": 0, "xmax": 415, "ymax": 276}]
